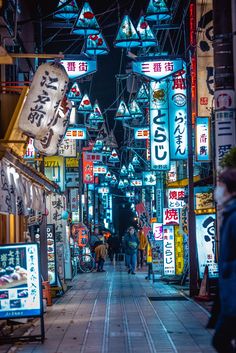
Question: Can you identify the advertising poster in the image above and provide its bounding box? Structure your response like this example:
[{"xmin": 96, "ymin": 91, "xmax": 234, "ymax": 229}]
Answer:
[
  {"xmin": 195, "ymin": 214, "xmax": 218, "ymax": 278},
  {"xmin": 0, "ymin": 243, "xmax": 42, "ymax": 319},
  {"xmin": 46, "ymin": 225, "xmax": 57, "ymax": 286}
]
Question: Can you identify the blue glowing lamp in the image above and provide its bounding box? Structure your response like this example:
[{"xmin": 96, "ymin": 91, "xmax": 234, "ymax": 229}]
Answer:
[
  {"xmin": 128, "ymin": 99, "xmax": 143, "ymax": 118},
  {"xmin": 120, "ymin": 165, "xmax": 128, "ymax": 176},
  {"xmin": 105, "ymin": 171, "xmax": 112, "ymax": 181},
  {"xmin": 78, "ymin": 93, "xmax": 93, "ymax": 112},
  {"xmin": 128, "ymin": 163, "xmax": 135, "ymax": 173},
  {"xmin": 145, "ymin": 0, "xmax": 171, "ymax": 21},
  {"xmin": 72, "ymin": 2, "xmax": 100, "ymax": 35},
  {"xmin": 54, "ymin": 0, "xmax": 79, "ymax": 20},
  {"xmin": 68, "ymin": 82, "xmax": 82, "ymax": 101},
  {"xmin": 93, "ymin": 139, "xmax": 103, "ymax": 152},
  {"xmin": 114, "ymin": 15, "xmax": 140, "ymax": 48},
  {"xmin": 123, "ymin": 179, "xmax": 129, "ymax": 188},
  {"xmin": 136, "ymin": 16, "xmax": 157, "ymax": 47},
  {"xmin": 85, "ymin": 32, "xmax": 109, "ymax": 55},
  {"xmin": 128, "ymin": 171, "xmax": 135, "ymax": 179},
  {"xmin": 136, "ymin": 83, "xmax": 149, "ymax": 103},
  {"xmin": 102, "ymin": 145, "xmax": 111, "ymax": 156},
  {"xmin": 132, "ymin": 155, "xmax": 140, "ymax": 166},
  {"xmin": 108, "ymin": 149, "xmax": 120, "ymax": 163},
  {"xmin": 110, "ymin": 174, "xmax": 118, "ymax": 185},
  {"xmin": 118, "ymin": 179, "xmax": 125, "ymax": 189},
  {"xmin": 115, "ymin": 100, "xmax": 132, "ymax": 120}
]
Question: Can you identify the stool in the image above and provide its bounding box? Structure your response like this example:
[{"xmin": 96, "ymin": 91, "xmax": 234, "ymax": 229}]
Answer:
[{"xmin": 42, "ymin": 281, "xmax": 52, "ymax": 306}]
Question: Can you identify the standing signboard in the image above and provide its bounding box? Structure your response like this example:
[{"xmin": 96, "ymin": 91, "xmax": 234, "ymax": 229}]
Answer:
[{"xmin": 46, "ymin": 225, "xmax": 57, "ymax": 286}]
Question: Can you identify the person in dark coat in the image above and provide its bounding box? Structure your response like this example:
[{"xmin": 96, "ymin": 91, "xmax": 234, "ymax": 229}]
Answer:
[
  {"xmin": 124, "ymin": 226, "xmax": 139, "ymax": 274},
  {"xmin": 107, "ymin": 234, "xmax": 120, "ymax": 262},
  {"xmin": 212, "ymin": 168, "xmax": 236, "ymax": 353}
]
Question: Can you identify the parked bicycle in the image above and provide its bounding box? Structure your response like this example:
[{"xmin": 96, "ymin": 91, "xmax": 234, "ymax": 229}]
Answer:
[{"xmin": 77, "ymin": 246, "xmax": 95, "ymax": 273}]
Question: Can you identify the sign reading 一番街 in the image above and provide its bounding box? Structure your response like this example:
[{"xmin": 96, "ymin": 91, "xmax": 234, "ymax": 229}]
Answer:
[
  {"xmin": 132, "ymin": 58, "xmax": 183, "ymax": 81},
  {"xmin": 150, "ymin": 80, "xmax": 170, "ymax": 171},
  {"xmin": 163, "ymin": 225, "xmax": 175, "ymax": 275},
  {"xmin": 195, "ymin": 214, "xmax": 218, "ymax": 278},
  {"xmin": 0, "ymin": 243, "xmax": 42, "ymax": 319},
  {"xmin": 59, "ymin": 59, "xmax": 97, "ymax": 79},
  {"xmin": 168, "ymin": 64, "xmax": 188, "ymax": 159},
  {"xmin": 196, "ymin": 116, "xmax": 211, "ymax": 162}
]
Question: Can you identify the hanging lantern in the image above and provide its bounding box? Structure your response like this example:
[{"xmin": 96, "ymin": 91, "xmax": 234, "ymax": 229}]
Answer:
[
  {"xmin": 72, "ymin": 2, "xmax": 100, "ymax": 35},
  {"xmin": 102, "ymin": 145, "xmax": 111, "ymax": 156},
  {"xmin": 54, "ymin": 0, "xmax": 79, "ymax": 20},
  {"xmin": 115, "ymin": 100, "xmax": 132, "ymax": 120},
  {"xmin": 128, "ymin": 171, "xmax": 135, "ymax": 179},
  {"xmin": 18, "ymin": 62, "xmax": 69, "ymax": 139},
  {"xmin": 128, "ymin": 99, "xmax": 143, "ymax": 118},
  {"xmin": 68, "ymin": 82, "xmax": 82, "ymax": 101},
  {"xmin": 136, "ymin": 83, "xmax": 149, "ymax": 103},
  {"xmin": 145, "ymin": 0, "xmax": 171, "ymax": 22},
  {"xmin": 123, "ymin": 179, "xmax": 129, "ymax": 188},
  {"xmin": 128, "ymin": 162, "xmax": 135, "ymax": 173},
  {"xmin": 34, "ymin": 98, "xmax": 72, "ymax": 156},
  {"xmin": 93, "ymin": 139, "xmax": 103, "ymax": 152},
  {"xmin": 108, "ymin": 149, "xmax": 119, "ymax": 163},
  {"xmin": 136, "ymin": 16, "xmax": 157, "ymax": 47},
  {"xmin": 78, "ymin": 93, "xmax": 93, "ymax": 112},
  {"xmin": 85, "ymin": 32, "xmax": 109, "ymax": 55},
  {"xmin": 132, "ymin": 155, "xmax": 140, "ymax": 166},
  {"xmin": 114, "ymin": 15, "xmax": 140, "ymax": 48},
  {"xmin": 120, "ymin": 165, "xmax": 128, "ymax": 176},
  {"xmin": 105, "ymin": 171, "xmax": 112, "ymax": 181},
  {"xmin": 118, "ymin": 179, "xmax": 125, "ymax": 189},
  {"xmin": 88, "ymin": 100, "xmax": 104, "ymax": 123},
  {"xmin": 110, "ymin": 174, "xmax": 118, "ymax": 185}
]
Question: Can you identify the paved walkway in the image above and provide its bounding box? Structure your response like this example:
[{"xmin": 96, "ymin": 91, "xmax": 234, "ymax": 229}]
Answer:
[{"xmin": 1, "ymin": 263, "xmax": 216, "ymax": 353}]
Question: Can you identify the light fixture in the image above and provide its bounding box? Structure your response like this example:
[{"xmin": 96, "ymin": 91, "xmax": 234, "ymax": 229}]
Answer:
[
  {"xmin": 128, "ymin": 162, "xmax": 135, "ymax": 173},
  {"xmin": 93, "ymin": 139, "xmax": 103, "ymax": 152},
  {"xmin": 145, "ymin": 0, "xmax": 171, "ymax": 22},
  {"xmin": 54, "ymin": 0, "xmax": 79, "ymax": 20},
  {"xmin": 115, "ymin": 100, "xmax": 132, "ymax": 120},
  {"xmin": 136, "ymin": 16, "xmax": 157, "ymax": 47},
  {"xmin": 128, "ymin": 171, "xmax": 135, "ymax": 179},
  {"xmin": 132, "ymin": 155, "xmax": 140, "ymax": 166},
  {"xmin": 85, "ymin": 32, "xmax": 109, "ymax": 55},
  {"xmin": 118, "ymin": 179, "xmax": 125, "ymax": 189},
  {"xmin": 114, "ymin": 15, "xmax": 140, "ymax": 48},
  {"xmin": 102, "ymin": 145, "xmax": 111, "ymax": 156},
  {"xmin": 108, "ymin": 149, "xmax": 120, "ymax": 163},
  {"xmin": 72, "ymin": 2, "xmax": 100, "ymax": 36},
  {"xmin": 78, "ymin": 93, "xmax": 93, "ymax": 112},
  {"xmin": 68, "ymin": 82, "xmax": 82, "ymax": 101},
  {"xmin": 128, "ymin": 99, "xmax": 143, "ymax": 118},
  {"xmin": 110, "ymin": 174, "xmax": 118, "ymax": 185},
  {"xmin": 120, "ymin": 165, "xmax": 128, "ymax": 176},
  {"xmin": 88, "ymin": 100, "xmax": 104, "ymax": 123},
  {"xmin": 136, "ymin": 83, "xmax": 149, "ymax": 103},
  {"xmin": 105, "ymin": 171, "xmax": 112, "ymax": 182}
]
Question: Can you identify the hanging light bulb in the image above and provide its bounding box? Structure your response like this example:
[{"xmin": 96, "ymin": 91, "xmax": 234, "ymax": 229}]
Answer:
[
  {"xmin": 128, "ymin": 99, "xmax": 143, "ymax": 118},
  {"xmin": 145, "ymin": 0, "xmax": 171, "ymax": 22},
  {"xmin": 136, "ymin": 16, "xmax": 157, "ymax": 47},
  {"xmin": 54, "ymin": 0, "xmax": 79, "ymax": 20},
  {"xmin": 136, "ymin": 83, "xmax": 149, "ymax": 103},
  {"xmin": 68, "ymin": 82, "xmax": 82, "ymax": 102},
  {"xmin": 120, "ymin": 165, "xmax": 128, "ymax": 176},
  {"xmin": 115, "ymin": 100, "xmax": 132, "ymax": 120},
  {"xmin": 78, "ymin": 93, "xmax": 93, "ymax": 113},
  {"xmin": 114, "ymin": 15, "xmax": 140, "ymax": 48},
  {"xmin": 72, "ymin": 2, "xmax": 100, "ymax": 35},
  {"xmin": 85, "ymin": 32, "xmax": 109, "ymax": 55}
]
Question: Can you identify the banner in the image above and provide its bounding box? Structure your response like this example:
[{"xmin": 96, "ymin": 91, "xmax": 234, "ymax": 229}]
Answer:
[
  {"xmin": 195, "ymin": 116, "xmax": 211, "ymax": 162},
  {"xmin": 163, "ymin": 226, "xmax": 175, "ymax": 275}
]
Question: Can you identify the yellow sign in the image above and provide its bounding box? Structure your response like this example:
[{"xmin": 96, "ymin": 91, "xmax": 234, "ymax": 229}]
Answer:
[
  {"xmin": 146, "ymin": 243, "xmax": 152, "ymax": 263},
  {"xmin": 174, "ymin": 226, "xmax": 184, "ymax": 275},
  {"xmin": 66, "ymin": 158, "xmax": 79, "ymax": 168},
  {"xmin": 44, "ymin": 156, "xmax": 65, "ymax": 191}
]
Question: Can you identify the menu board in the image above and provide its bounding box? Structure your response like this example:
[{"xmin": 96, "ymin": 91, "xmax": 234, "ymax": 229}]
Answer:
[
  {"xmin": 0, "ymin": 243, "xmax": 42, "ymax": 319},
  {"xmin": 46, "ymin": 225, "xmax": 57, "ymax": 286}
]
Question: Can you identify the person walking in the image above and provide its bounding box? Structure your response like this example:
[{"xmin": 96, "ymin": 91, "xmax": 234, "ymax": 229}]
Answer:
[
  {"xmin": 107, "ymin": 233, "xmax": 120, "ymax": 263},
  {"xmin": 124, "ymin": 226, "xmax": 139, "ymax": 275},
  {"xmin": 212, "ymin": 168, "xmax": 236, "ymax": 353},
  {"xmin": 137, "ymin": 227, "xmax": 148, "ymax": 269},
  {"xmin": 95, "ymin": 242, "xmax": 108, "ymax": 272}
]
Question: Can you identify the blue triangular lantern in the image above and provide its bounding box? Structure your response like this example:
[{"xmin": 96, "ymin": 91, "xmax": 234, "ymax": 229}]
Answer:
[
  {"xmin": 145, "ymin": 0, "xmax": 171, "ymax": 21},
  {"xmin": 136, "ymin": 16, "xmax": 157, "ymax": 47},
  {"xmin": 115, "ymin": 100, "xmax": 132, "ymax": 120},
  {"xmin": 89, "ymin": 101, "xmax": 104, "ymax": 123},
  {"xmin": 123, "ymin": 179, "xmax": 129, "ymax": 187},
  {"xmin": 85, "ymin": 32, "xmax": 109, "ymax": 55},
  {"xmin": 136, "ymin": 83, "xmax": 149, "ymax": 103},
  {"xmin": 54, "ymin": 0, "xmax": 79, "ymax": 20},
  {"xmin": 118, "ymin": 179, "xmax": 125, "ymax": 189},
  {"xmin": 78, "ymin": 93, "xmax": 93, "ymax": 112},
  {"xmin": 128, "ymin": 99, "xmax": 143, "ymax": 118},
  {"xmin": 72, "ymin": 2, "xmax": 100, "ymax": 35},
  {"xmin": 114, "ymin": 15, "xmax": 140, "ymax": 48},
  {"xmin": 128, "ymin": 163, "xmax": 135, "ymax": 173},
  {"xmin": 132, "ymin": 155, "xmax": 140, "ymax": 166},
  {"xmin": 110, "ymin": 174, "xmax": 118, "ymax": 185},
  {"xmin": 102, "ymin": 145, "xmax": 111, "ymax": 156},
  {"xmin": 120, "ymin": 165, "xmax": 128, "ymax": 176},
  {"xmin": 68, "ymin": 82, "xmax": 82, "ymax": 102},
  {"xmin": 93, "ymin": 139, "xmax": 103, "ymax": 152},
  {"xmin": 105, "ymin": 171, "xmax": 112, "ymax": 181},
  {"xmin": 108, "ymin": 149, "xmax": 119, "ymax": 163}
]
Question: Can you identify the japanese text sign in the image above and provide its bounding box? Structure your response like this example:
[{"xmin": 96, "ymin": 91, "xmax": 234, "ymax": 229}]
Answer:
[
  {"xmin": 130, "ymin": 179, "xmax": 143, "ymax": 187},
  {"xmin": 59, "ymin": 59, "xmax": 97, "ymax": 79},
  {"xmin": 152, "ymin": 223, "xmax": 163, "ymax": 240},
  {"xmin": 134, "ymin": 127, "xmax": 149, "ymax": 139},
  {"xmin": 59, "ymin": 139, "xmax": 77, "ymax": 157},
  {"xmin": 196, "ymin": 117, "xmax": 211, "ymax": 162},
  {"xmin": 64, "ymin": 127, "xmax": 87, "ymax": 140},
  {"xmin": 167, "ymin": 188, "xmax": 186, "ymax": 209},
  {"xmin": 163, "ymin": 208, "xmax": 179, "ymax": 225},
  {"xmin": 174, "ymin": 226, "xmax": 184, "ymax": 275},
  {"xmin": 46, "ymin": 225, "xmax": 57, "ymax": 286},
  {"xmin": 163, "ymin": 226, "xmax": 175, "ymax": 275},
  {"xmin": 82, "ymin": 153, "xmax": 94, "ymax": 184}
]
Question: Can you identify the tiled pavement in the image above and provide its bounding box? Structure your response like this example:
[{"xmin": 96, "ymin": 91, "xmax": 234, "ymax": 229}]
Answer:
[{"xmin": 1, "ymin": 263, "xmax": 216, "ymax": 353}]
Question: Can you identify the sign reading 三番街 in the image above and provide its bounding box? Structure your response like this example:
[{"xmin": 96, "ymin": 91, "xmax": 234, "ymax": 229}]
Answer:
[
  {"xmin": 168, "ymin": 64, "xmax": 188, "ymax": 159},
  {"xmin": 0, "ymin": 243, "xmax": 42, "ymax": 319},
  {"xmin": 59, "ymin": 59, "xmax": 97, "ymax": 79},
  {"xmin": 64, "ymin": 127, "xmax": 87, "ymax": 140},
  {"xmin": 150, "ymin": 80, "xmax": 170, "ymax": 171},
  {"xmin": 134, "ymin": 127, "xmax": 149, "ymax": 139},
  {"xmin": 132, "ymin": 58, "xmax": 183, "ymax": 81},
  {"xmin": 163, "ymin": 225, "xmax": 175, "ymax": 275},
  {"xmin": 195, "ymin": 214, "xmax": 218, "ymax": 278},
  {"xmin": 195, "ymin": 116, "xmax": 211, "ymax": 162}
]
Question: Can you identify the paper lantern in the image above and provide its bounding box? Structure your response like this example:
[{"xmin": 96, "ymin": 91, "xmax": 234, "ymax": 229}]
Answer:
[
  {"xmin": 68, "ymin": 82, "xmax": 82, "ymax": 101},
  {"xmin": 78, "ymin": 93, "xmax": 93, "ymax": 112},
  {"xmin": 72, "ymin": 2, "xmax": 100, "ymax": 35},
  {"xmin": 54, "ymin": 0, "xmax": 79, "ymax": 20},
  {"xmin": 114, "ymin": 15, "xmax": 140, "ymax": 48},
  {"xmin": 115, "ymin": 100, "xmax": 132, "ymax": 120},
  {"xmin": 145, "ymin": 0, "xmax": 171, "ymax": 21},
  {"xmin": 136, "ymin": 16, "xmax": 157, "ymax": 47},
  {"xmin": 19, "ymin": 62, "xmax": 69, "ymax": 139},
  {"xmin": 85, "ymin": 32, "xmax": 109, "ymax": 55}
]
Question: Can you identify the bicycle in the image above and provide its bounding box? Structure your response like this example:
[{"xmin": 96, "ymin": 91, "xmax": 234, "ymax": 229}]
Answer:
[{"xmin": 77, "ymin": 246, "xmax": 95, "ymax": 273}]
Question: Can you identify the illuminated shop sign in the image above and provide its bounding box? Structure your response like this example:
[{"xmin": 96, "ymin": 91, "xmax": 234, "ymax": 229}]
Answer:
[
  {"xmin": 59, "ymin": 139, "xmax": 77, "ymax": 157},
  {"xmin": 130, "ymin": 179, "xmax": 143, "ymax": 187},
  {"xmin": 152, "ymin": 223, "xmax": 163, "ymax": 240},
  {"xmin": 93, "ymin": 165, "xmax": 108, "ymax": 174},
  {"xmin": 195, "ymin": 214, "xmax": 218, "ymax": 279},
  {"xmin": 0, "ymin": 243, "xmax": 42, "ymax": 319},
  {"xmin": 150, "ymin": 80, "xmax": 170, "ymax": 171},
  {"xmin": 65, "ymin": 127, "xmax": 87, "ymax": 140},
  {"xmin": 142, "ymin": 171, "xmax": 157, "ymax": 186},
  {"xmin": 167, "ymin": 188, "xmax": 186, "ymax": 209},
  {"xmin": 59, "ymin": 59, "xmax": 97, "ymax": 79},
  {"xmin": 134, "ymin": 127, "xmax": 149, "ymax": 139},
  {"xmin": 97, "ymin": 187, "xmax": 110, "ymax": 194},
  {"xmin": 83, "ymin": 152, "xmax": 102, "ymax": 162},
  {"xmin": 195, "ymin": 117, "xmax": 211, "ymax": 162},
  {"xmin": 169, "ymin": 64, "xmax": 188, "ymax": 159},
  {"xmin": 46, "ymin": 225, "xmax": 57, "ymax": 286},
  {"xmin": 132, "ymin": 58, "xmax": 183, "ymax": 81},
  {"xmin": 163, "ymin": 208, "xmax": 179, "ymax": 225},
  {"xmin": 23, "ymin": 138, "xmax": 36, "ymax": 159},
  {"xmin": 174, "ymin": 226, "xmax": 184, "ymax": 275},
  {"xmin": 163, "ymin": 225, "xmax": 175, "ymax": 275},
  {"xmin": 194, "ymin": 186, "xmax": 214, "ymax": 210}
]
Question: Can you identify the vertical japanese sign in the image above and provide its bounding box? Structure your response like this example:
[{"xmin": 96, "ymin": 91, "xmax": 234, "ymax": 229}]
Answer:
[
  {"xmin": 163, "ymin": 226, "xmax": 175, "ymax": 275},
  {"xmin": 195, "ymin": 116, "xmax": 211, "ymax": 162},
  {"xmin": 156, "ymin": 186, "xmax": 163, "ymax": 223},
  {"xmin": 152, "ymin": 223, "xmax": 163, "ymax": 240},
  {"xmin": 0, "ymin": 243, "xmax": 42, "ymax": 319},
  {"xmin": 46, "ymin": 224, "xmax": 57, "ymax": 286},
  {"xmin": 169, "ymin": 64, "xmax": 188, "ymax": 159},
  {"xmin": 70, "ymin": 189, "xmax": 79, "ymax": 212},
  {"xmin": 190, "ymin": 2, "xmax": 197, "ymax": 121},
  {"xmin": 195, "ymin": 214, "xmax": 218, "ymax": 278},
  {"xmin": 174, "ymin": 226, "xmax": 184, "ymax": 276},
  {"xmin": 82, "ymin": 152, "xmax": 94, "ymax": 184},
  {"xmin": 150, "ymin": 80, "xmax": 170, "ymax": 171},
  {"xmin": 135, "ymin": 203, "xmax": 152, "ymax": 241},
  {"xmin": 196, "ymin": 0, "xmax": 214, "ymax": 115}
]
